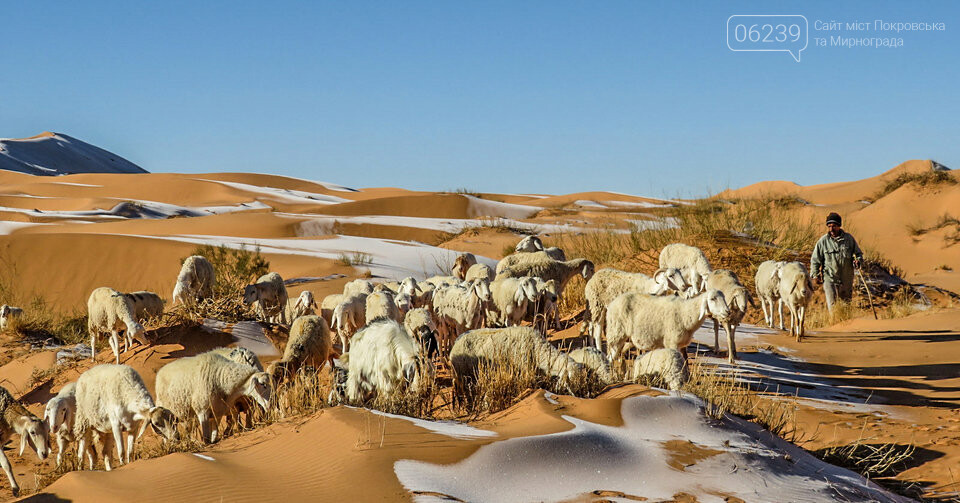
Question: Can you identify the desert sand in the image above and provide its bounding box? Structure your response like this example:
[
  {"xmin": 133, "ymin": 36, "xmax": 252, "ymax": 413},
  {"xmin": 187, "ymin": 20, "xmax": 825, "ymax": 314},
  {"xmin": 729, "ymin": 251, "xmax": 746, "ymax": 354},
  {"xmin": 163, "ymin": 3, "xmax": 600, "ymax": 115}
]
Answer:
[{"xmin": 0, "ymin": 157, "xmax": 957, "ymax": 501}]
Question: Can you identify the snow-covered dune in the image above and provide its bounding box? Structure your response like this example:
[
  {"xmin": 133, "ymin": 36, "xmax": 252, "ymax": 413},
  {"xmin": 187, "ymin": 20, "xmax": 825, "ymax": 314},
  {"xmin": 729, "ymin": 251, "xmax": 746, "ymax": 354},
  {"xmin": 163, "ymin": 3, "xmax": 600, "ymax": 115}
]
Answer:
[{"xmin": 0, "ymin": 132, "xmax": 147, "ymax": 175}]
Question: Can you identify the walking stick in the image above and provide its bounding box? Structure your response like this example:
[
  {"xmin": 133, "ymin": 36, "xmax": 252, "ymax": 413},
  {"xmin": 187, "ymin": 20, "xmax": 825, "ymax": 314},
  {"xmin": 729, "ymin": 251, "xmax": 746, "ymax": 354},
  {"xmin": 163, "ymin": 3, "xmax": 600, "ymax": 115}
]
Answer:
[{"xmin": 856, "ymin": 267, "xmax": 878, "ymax": 320}]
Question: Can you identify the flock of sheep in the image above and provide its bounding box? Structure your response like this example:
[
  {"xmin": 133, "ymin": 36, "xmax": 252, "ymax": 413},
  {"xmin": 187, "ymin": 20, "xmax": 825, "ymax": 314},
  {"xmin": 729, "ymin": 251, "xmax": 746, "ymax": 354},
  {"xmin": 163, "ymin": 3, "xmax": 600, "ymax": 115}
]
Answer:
[{"xmin": 0, "ymin": 236, "xmax": 817, "ymax": 496}]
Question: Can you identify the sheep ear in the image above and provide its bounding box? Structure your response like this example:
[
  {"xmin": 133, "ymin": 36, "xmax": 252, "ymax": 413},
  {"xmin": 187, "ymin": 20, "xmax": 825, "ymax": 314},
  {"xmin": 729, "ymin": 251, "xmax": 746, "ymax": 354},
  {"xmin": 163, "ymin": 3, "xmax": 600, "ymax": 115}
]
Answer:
[
  {"xmin": 19, "ymin": 433, "xmax": 26, "ymax": 456},
  {"xmin": 653, "ymin": 269, "xmax": 665, "ymax": 283},
  {"xmin": 699, "ymin": 296, "xmax": 708, "ymax": 319}
]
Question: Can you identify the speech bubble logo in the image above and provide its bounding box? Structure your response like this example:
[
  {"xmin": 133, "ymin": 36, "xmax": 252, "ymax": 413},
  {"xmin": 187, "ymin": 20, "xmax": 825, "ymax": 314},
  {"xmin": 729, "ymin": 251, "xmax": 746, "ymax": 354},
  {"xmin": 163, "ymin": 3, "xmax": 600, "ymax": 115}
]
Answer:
[{"xmin": 727, "ymin": 15, "xmax": 808, "ymax": 62}]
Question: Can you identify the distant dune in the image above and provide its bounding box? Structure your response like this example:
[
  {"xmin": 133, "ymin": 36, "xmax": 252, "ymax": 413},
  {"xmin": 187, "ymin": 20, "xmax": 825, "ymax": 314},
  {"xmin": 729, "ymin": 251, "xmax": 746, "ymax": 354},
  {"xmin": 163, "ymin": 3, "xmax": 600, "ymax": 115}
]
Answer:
[{"xmin": 0, "ymin": 132, "xmax": 147, "ymax": 176}]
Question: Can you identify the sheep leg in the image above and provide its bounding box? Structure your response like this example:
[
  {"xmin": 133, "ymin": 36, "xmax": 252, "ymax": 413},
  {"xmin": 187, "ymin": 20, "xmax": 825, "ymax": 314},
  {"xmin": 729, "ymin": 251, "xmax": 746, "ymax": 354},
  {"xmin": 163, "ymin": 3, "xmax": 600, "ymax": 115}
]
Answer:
[
  {"xmin": 591, "ymin": 323, "xmax": 603, "ymax": 352},
  {"xmin": 759, "ymin": 298, "xmax": 770, "ymax": 326},
  {"xmin": 101, "ymin": 431, "xmax": 116, "ymax": 471},
  {"xmin": 111, "ymin": 422, "xmax": 125, "ymax": 466},
  {"xmin": 777, "ymin": 299, "xmax": 785, "ymax": 330},
  {"xmin": 0, "ymin": 449, "xmax": 19, "ymax": 497},
  {"xmin": 725, "ymin": 323, "xmax": 737, "ymax": 363},
  {"xmin": 798, "ymin": 305, "xmax": 806, "ymax": 342},
  {"xmin": 90, "ymin": 330, "xmax": 98, "ymax": 361},
  {"xmin": 712, "ymin": 318, "xmax": 720, "ymax": 353},
  {"xmin": 109, "ymin": 331, "xmax": 121, "ymax": 364},
  {"xmin": 56, "ymin": 433, "xmax": 68, "ymax": 466}
]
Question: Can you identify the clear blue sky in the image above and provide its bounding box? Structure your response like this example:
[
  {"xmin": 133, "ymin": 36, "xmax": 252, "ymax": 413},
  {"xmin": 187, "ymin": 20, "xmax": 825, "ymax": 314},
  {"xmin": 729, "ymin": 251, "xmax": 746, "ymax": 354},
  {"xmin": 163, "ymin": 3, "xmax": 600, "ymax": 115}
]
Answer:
[{"xmin": 2, "ymin": 1, "xmax": 958, "ymax": 196}]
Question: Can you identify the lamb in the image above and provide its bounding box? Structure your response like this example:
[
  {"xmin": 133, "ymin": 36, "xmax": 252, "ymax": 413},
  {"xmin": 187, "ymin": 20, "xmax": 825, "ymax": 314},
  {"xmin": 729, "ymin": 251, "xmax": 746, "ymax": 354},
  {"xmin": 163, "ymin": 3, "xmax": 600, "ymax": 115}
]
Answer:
[
  {"xmin": 345, "ymin": 319, "xmax": 431, "ymax": 403},
  {"xmin": 452, "ymin": 253, "xmax": 478, "ymax": 280},
  {"xmin": 171, "ymin": 255, "xmax": 215, "ymax": 305},
  {"xmin": 123, "ymin": 291, "xmax": 164, "ymax": 322},
  {"xmin": 331, "ymin": 293, "xmax": 367, "ymax": 351},
  {"xmin": 605, "ymin": 289, "xmax": 729, "ymax": 373},
  {"xmin": 243, "ymin": 272, "xmax": 289, "ymax": 324},
  {"xmin": 209, "ymin": 346, "xmax": 264, "ymax": 371},
  {"xmin": 495, "ymin": 252, "xmax": 595, "ymax": 297},
  {"xmin": 778, "ymin": 261, "xmax": 814, "ymax": 342},
  {"xmin": 266, "ymin": 315, "xmax": 335, "ymax": 383},
  {"xmin": 0, "ymin": 305, "xmax": 23, "ymax": 331},
  {"xmin": 342, "ymin": 279, "xmax": 374, "ymax": 297},
  {"xmin": 320, "ymin": 293, "xmax": 344, "ymax": 326},
  {"xmin": 156, "ymin": 352, "xmax": 271, "ymax": 443},
  {"xmin": 631, "ymin": 348, "xmax": 688, "ymax": 391},
  {"xmin": 464, "ymin": 263, "xmax": 495, "ymax": 283},
  {"xmin": 568, "ymin": 346, "xmax": 614, "ymax": 385},
  {"xmin": 584, "ymin": 267, "xmax": 689, "ymax": 350},
  {"xmin": 87, "ymin": 287, "xmax": 147, "ymax": 364},
  {"xmin": 397, "ymin": 277, "xmax": 419, "ymax": 297},
  {"xmin": 513, "ymin": 236, "xmax": 566, "ymax": 260},
  {"xmin": 432, "ymin": 279, "xmax": 492, "ymax": 352},
  {"xmin": 658, "ymin": 243, "xmax": 712, "ymax": 294},
  {"xmin": 755, "ymin": 260, "xmax": 786, "ymax": 329},
  {"xmin": 403, "ymin": 308, "xmax": 439, "ymax": 358},
  {"xmin": 365, "ymin": 289, "xmax": 401, "ymax": 324},
  {"xmin": 488, "ymin": 276, "xmax": 539, "ymax": 327},
  {"xmin": 0, "ymin": 386, "xmax": 49, "ymax": 496},
  {"xmin": 44, "ymin": 382, "xmax": 77, "ymax": 466},
  {"xmin": 285, "ymin": 290, "xmax": 318, "ymax": 322},
  {"xmin": 705, "ymin": 269, "xmax": 752, "ymax": 363},
  {"xmin": 74, "ymin": 364, "xmax": 179, "ymax": 471},
  {"xmin": 450, "ymin": 326, "xmax": 583, "ymax": 400}
]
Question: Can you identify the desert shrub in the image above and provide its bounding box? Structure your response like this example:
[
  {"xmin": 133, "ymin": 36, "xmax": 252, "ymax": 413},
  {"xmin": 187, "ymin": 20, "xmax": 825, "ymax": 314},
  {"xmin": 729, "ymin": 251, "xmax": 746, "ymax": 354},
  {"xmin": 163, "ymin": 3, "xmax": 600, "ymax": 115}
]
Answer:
[
  {"xmin": 173, "ymin": 245, "xmax": 269, "ymax": 322},
  {"xmin": 870, "ymin": 170, "xmax": 957, "ymax": 202},
  {"xmin": 683, "ymin": 360, "xmax": 796, "ymax": 439},
  {"xmin": 336, "ymin": 251, "xmax": 373, "ymax": 267}
]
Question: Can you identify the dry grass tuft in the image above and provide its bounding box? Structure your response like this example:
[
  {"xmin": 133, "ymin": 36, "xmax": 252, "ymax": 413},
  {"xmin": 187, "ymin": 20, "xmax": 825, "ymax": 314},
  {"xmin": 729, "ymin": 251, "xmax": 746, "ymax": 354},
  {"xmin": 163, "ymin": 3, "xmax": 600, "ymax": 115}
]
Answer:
[
  {"xmin": 870, "ymin": 170, "xmax": 957, "ymax": 202},
  {"xmin": 175, "ymin": 245, "xmax": 270, "ymax": 322}
]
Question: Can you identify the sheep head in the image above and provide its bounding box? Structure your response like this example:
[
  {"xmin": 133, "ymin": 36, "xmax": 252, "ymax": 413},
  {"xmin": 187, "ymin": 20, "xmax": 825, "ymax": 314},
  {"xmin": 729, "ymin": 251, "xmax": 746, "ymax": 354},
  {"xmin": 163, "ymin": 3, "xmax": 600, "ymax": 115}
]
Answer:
[
  {"xmin": 653, "ymin": 268, "xmax": 688, "ymax": 295},
  {"xmin": 295, "ymin": 291, "xmax": 317, "ymax": 313},
  {"xmin": 578, "ymin": 260, "xmax": 595, "ymax": 281},
  {"xmin": 44, "ymin": 396, "xmax": 70, "ymax": 432},
  {"xmin": 16, "ymin": 415, "xmax": 49, "ymax": 461},
  {"xmin": 515, "ymin": 235, "xmax": 544, "ymax": 253},
  {"xmin": 242, "ymin": 284, "xmax": 260, "ymax": 305},
  {"xmin": 471, "ymin": 279, "xmax": 492, "ymax": 303},
  {"xmin": 699, "ymin": 289, "xmax": 729, "ymax": 321},
  {"xmin": 148, "ymin": 407, "xmax": 181, "ymax": 442},
  {"xmin": 515, "ymin": 278, "xmax": 539, "ymax": 306},
  {"xmin": 243, "ymin": 371, "xmax": 273, "ymax": 413}
]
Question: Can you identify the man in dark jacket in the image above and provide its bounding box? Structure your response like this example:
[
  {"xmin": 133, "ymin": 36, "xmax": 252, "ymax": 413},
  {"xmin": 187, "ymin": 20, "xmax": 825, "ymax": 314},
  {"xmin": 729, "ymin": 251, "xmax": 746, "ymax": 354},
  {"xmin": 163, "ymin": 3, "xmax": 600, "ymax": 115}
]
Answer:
[{"xmin": 810, "ymin": 212, "xmax": 863, "ymax": 313}]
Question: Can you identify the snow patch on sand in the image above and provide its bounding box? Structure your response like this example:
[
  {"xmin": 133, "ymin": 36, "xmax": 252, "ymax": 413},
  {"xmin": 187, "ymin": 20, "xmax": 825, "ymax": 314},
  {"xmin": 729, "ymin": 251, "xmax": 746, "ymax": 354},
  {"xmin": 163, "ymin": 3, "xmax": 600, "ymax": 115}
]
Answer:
[
  {"xmin": 200, "ymin": 179, "xmax": 351, "ymax": 204},
  {"xmin": 363, "ymin": 408, "xmax": 498, "ymax": 440},
  {"xmin": 395, "ymin": 394, "xmax": 908, "ymax": 503}
]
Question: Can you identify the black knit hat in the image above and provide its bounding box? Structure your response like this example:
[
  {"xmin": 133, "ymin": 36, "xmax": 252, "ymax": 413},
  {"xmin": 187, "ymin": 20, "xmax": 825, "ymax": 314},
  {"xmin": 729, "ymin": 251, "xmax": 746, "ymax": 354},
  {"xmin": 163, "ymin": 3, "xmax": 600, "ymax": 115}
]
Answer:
[{"xmin": 826, "ymin": 212, "xmax": 841, "ymax": 226}]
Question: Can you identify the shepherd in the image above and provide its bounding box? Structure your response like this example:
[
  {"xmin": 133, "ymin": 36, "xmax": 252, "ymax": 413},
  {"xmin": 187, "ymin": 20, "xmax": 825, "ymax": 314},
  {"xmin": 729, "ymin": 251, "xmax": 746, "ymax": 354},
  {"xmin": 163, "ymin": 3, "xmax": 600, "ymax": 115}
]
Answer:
[{"xmin": 810, "ymin": 212, "xmax": 864, "ymax": 313}]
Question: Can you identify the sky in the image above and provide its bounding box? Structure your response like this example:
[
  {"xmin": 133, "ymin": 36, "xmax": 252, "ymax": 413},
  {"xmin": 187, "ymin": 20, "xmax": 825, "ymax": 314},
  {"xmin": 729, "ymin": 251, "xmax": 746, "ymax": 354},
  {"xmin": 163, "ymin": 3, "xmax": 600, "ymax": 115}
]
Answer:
[{"xmin": 2, "ymin": 1, "xmax": 958, "ymax": 197}]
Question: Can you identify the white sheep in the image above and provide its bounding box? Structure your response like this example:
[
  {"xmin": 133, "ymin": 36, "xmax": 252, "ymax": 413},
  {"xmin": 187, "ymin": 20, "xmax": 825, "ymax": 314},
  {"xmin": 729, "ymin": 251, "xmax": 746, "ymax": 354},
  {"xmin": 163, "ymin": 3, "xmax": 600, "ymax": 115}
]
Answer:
[
  {"xmin": 285, "ymin": 290, "xmax": 318, "ymax": 322},
  {"xmin": 705, "ymin": 269, "xmax": 752, "ymax": 363},
  {"xmin": 755, "ymin": 260, "xmax": 786, "ymax": 329},
  {"xmin": 658, "ymin": 243, "xmax": 712, "ymax": 294},
  {"xmin": 513, "ymin": 236, "xmax": 566, "ymax": 260},
  {"xmin": 0, "ymin": 305, "xmax": 23, "ymax": 331},
  {"xmin": 452, "ymin": 253, "xmax": 478, "ymax": 280},
  {"xmin": 631, "ymin": 348, "xmax": 688, "ymax": 391},
  {"xmin": 342, "ymin": 279, "xmax": 375, "ymax": 297},
  {"xmin": 450, "ymin": 326, "xmax": 583, "ymax": 399},
  {"xmin": 124, "ymin": 291, "xmax": 164, "ymax": 322},
  {"xmin": 331, "ymin": 292, "xmax": 368, "ymax": 351},
  {"xmin": 529, "ymin": 278, "xmax": 561, "ymax": 333},
  {"xmin": 320, "ymin": 293, "xmax": 344, "ymax": 327},
  {"xmin": 488, "ymin": 276, "xmax": 539, "ymax": 327},
  {"xmin": 243, "ymin": 272, "xmax": 289, "ymax": 324},
  {"xmin": 156, "ymin": 352, "xmax": 271, "ymax": 443},
  {"xmin": 403, "ymin": 308, "xmax": 439, "ymax": 358},
  {"xmin": 583, "ymin": 267, "xmax": 689, "ymax": 350},
  {"xmin": 395, "ymin": 291, "xmax": 414, "ymax": 318},
  {"xmin": 87, "ymin": 287, "xmax": 147, "ymax": 364},
  {"xmin": 432, "ymin": 279, "xmax": 492, "ymax": 352},
  {"xmin": 495, "ymin": 252, "xmax": 594, "ymax": 298},
  {"xmin": 568, "ymin": 346, "xmax": 613, "ymax": 385},
  {"xmin": 345, "ymin": 319, "xmax": 430, "ymax": 403},
  {"xmin": 778, "ymin": 261, "xmax": 814, "ymax": 342},
  {"xmin": 44, "ymin": 382, "xmax": 77, "ymax": 466},
  {"xmin": 267, "ymin": 315, "xmax": 335, "ymax": 383},
  {"xmin": 74, "ymin": 364, "xmax": 179, "ymax": 470},
  {"xmin": 605, "ymin": 290, "xmax": 729, "ymax": 373},
  {"xmin": 172, "ymin": 255, "xmax": 215, "ymax": 305},
  {"xmin": 464, "ymin": 263, "xmax": 495, "ymax": 283},
  {"xmin": 0, "ymin": 386, "xmax": 49, "ymax": 496},
  {"xmin": 365, "ymin": 289, "xmax": 401, "ymax": 324}
]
